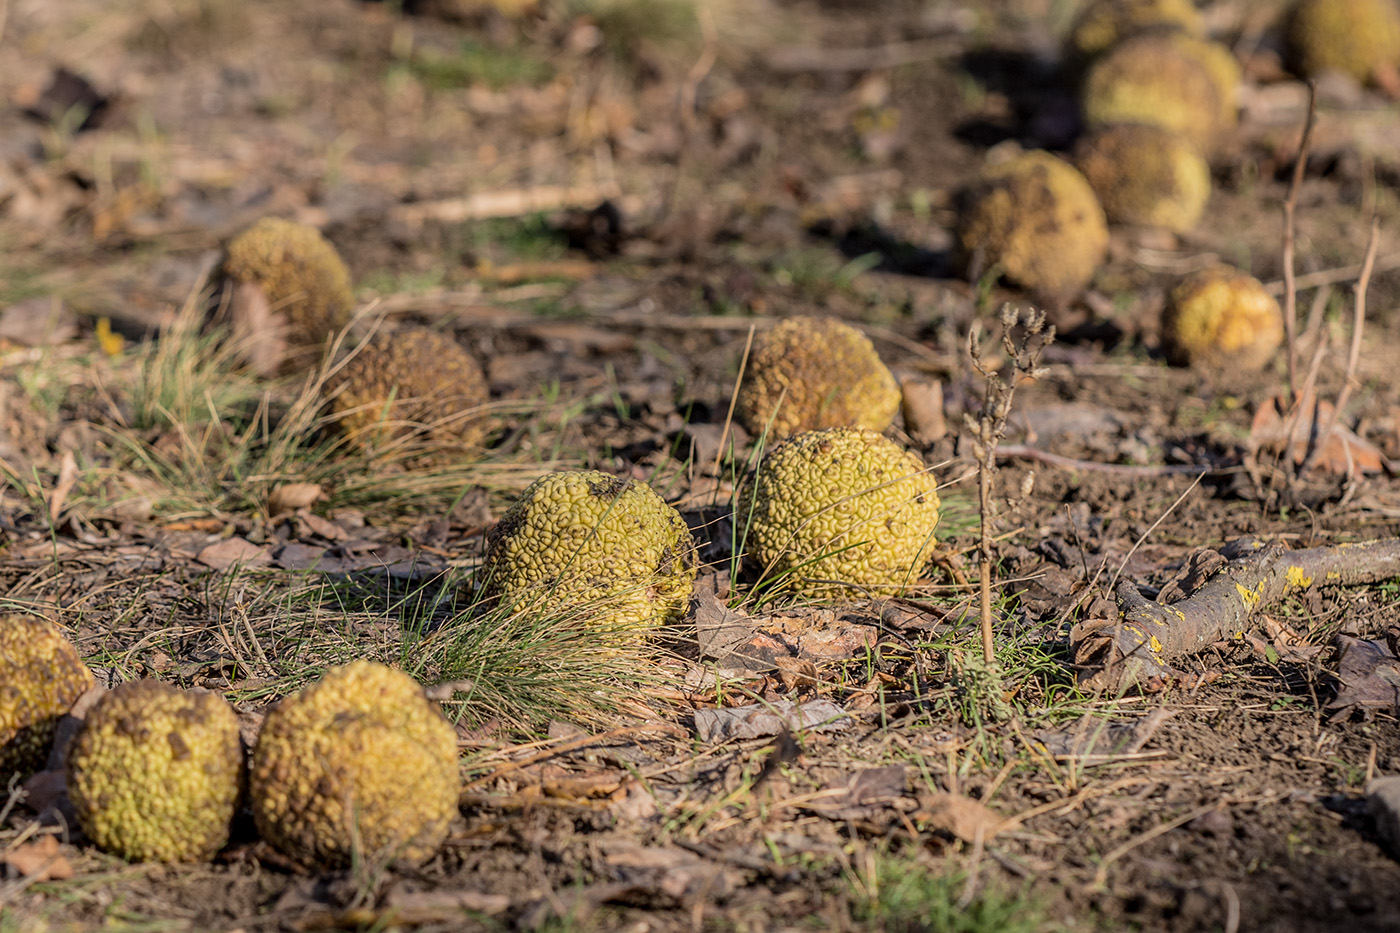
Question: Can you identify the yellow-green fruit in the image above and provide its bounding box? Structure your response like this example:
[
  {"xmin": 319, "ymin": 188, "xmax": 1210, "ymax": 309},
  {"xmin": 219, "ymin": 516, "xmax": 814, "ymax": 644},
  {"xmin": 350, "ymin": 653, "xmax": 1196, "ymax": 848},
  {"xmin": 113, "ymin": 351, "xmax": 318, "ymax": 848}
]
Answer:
[
  {"xmin": 1286, "ymin": 0, "xmax": 1400, "ymax": 84},
  {"xmin": 736, "ymin": 316, "xmax": 900, "ymax": 442},
  {"xmin": 956, "ymin": 150, "xmax": 1109, "ymax": 300},
  {"xmin": 326, "ymin": 327, "xmax": 490, "ymax": 452},
  {"xmin": 483, "ymin": 471, "xmax": 697, "ymax": 630},
  {"xmin": 250, "ymin": 661, "xmax": 458, "ymax": 868},
  {"xmin": 740, "ymin": 427, "xmax": 940, "ymax": 598},
  {"xmin": 1081, "ymin": 33, "xmax": 1240, "ymax": 153},
  {"xmin": 1065, "ymin": 0, "xmax": 1204, "ymax": 64},
  {"xmin": 0, "ymin": 615, "xmax": 94, "ymax": 780},
  {"xmin": 1161, "ymin": 266, "xmax": 1284, "ymax": 370},
  {"xmin": 67, "ymin": 681, "xmax": 244, "ymax": 863},
  {"xmin": 1075, "ymin": 124, "xmax": 1211, "ymax": 231},
  {"xmin": 222, "ymin": 217, "xmax": 355, "ymax": 361}
]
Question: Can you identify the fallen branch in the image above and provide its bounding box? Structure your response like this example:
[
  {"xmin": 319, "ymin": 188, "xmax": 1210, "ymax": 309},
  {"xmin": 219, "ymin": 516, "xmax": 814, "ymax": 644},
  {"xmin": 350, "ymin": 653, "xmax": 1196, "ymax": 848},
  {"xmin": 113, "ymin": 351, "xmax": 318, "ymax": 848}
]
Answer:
[{"xmin": 1072, "ymin": 537, "xmax": 1400, "ymax": 692}]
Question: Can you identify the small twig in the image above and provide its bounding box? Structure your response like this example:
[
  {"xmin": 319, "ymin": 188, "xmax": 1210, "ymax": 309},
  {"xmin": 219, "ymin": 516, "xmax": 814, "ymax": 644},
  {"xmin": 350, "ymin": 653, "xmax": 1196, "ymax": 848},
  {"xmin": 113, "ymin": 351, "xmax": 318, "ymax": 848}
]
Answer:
[
  {"xmin": 678, "ymin": 4, "xmax": 718, "ymax": 136},
  {"xmin": 713, "ymin": 325, "xmax": 756, "ymax": 481},
  {"xmin": 1092, "ymin": 802, "xmax": 1224, "ymax": 889},
  {"xmin": 1265, "ymin": 252, "xmax": 1400, "ymax": 295},
  {"xmin": 1282, "ymin": 81, "xmax": 1318, "ymax": 403},
  {"xmin": 1107, "ymin": 472, "xmax": 1205, "ymax": 594},
  {"xmin": 1298, "ymin": 219, "xmax": 1380, "ymax": 479},
  {"xmin": 998, "ymin": 445, "xmax": 1230, "ymax": 477}
]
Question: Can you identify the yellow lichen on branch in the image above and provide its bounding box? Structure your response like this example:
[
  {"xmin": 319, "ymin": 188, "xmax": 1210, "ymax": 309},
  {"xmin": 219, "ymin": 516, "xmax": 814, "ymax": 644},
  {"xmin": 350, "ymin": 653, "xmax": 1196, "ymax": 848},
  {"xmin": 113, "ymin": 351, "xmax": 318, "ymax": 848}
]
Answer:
[{"xmin": 1073, "ymin": 537, "xmax": 1400, "ymax": 691}]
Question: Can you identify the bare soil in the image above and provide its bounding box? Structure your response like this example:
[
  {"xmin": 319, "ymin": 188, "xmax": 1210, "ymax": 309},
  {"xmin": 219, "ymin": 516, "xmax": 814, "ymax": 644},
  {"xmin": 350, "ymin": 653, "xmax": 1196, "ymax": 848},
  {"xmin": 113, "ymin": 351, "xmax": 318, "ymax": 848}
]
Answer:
[{"xmin": 4, "ymin": 0, "xmax": 1400, "ymax": 931}]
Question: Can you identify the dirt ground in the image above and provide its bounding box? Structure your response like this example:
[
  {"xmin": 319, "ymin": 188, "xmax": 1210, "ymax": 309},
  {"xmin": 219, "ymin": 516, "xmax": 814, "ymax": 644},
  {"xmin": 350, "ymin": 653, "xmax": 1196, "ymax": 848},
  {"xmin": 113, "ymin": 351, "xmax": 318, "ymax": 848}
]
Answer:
[{"xmin": 4, "ymin": 0, "xmax": 1400, "ymax": 930}]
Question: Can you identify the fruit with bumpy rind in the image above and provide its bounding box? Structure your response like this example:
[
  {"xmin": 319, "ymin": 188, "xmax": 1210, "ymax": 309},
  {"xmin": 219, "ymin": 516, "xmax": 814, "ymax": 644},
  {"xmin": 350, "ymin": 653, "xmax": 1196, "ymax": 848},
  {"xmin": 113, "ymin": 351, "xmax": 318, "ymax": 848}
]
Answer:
[
  {"xmin": 1064, "ymin": 0, "xmax": 1204, "ymax": 66},
  {"xmin": 67, "ymin": 680, "xmax": 244, "ymax": 863},
  {"xmin": 956, "ymin": 150, "xmax": 1109, "ymax": 301},
  {"xmin": 482, "ymin": 471, "xmax": 697, "ymax": 631},
  {"xmin": 220, "ymin": 217, "xmax": 355, "ymax": 373},
  {"xmin": 735, "ymin": 316, "xmax": 900, "ymax": 442},
  {"xmin": 1161, "ymin": 266, "xmax": 1284, "ymax": 371},
  {"xmin": 739, "ymin": 427, "xmax": 940, "ymax": 598},
  {"xmin": 0, "ymin": 614, "xmax": 94, "ymax": 781},
  {"xmin": 326, "ymin": 326, "xmax": 490, "ymax": 453},
  {"xmin": 1080, "ymin": 33, "xmax": 1240, "ymax": 154},
  {"xmin": 249, "ymin": 661, "xmax": 459, "ymax": 868},
  {"xmin": 1075, "ymin": 123, "xmax": 1211, "ymax": 232},
  {"xmin": 1286, "ymin": 0, "xmax": 1400, "ymax": 85}
]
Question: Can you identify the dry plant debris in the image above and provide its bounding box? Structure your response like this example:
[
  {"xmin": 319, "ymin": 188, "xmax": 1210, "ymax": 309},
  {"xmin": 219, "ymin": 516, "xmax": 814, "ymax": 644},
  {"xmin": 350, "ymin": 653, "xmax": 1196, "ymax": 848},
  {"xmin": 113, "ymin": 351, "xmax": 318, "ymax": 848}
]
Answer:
[{"xmin": 1074, "ymin": 536, "xmax": 1400, "ymax": 692}]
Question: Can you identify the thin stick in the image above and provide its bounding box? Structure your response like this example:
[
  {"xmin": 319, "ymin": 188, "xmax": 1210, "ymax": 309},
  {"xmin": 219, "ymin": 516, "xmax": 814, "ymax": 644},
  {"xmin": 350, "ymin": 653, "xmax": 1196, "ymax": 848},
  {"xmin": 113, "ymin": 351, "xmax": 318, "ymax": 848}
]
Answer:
[
  {"xmin": 1107, "ymin": 471, "xmax": 1204, "ymax": 594},
  {"xmin": 1282, "ymin": 81, "xmax": 1318, "ymax": 403},
  {"xmin": 713, "ymin": 325, "xmax": 757, "ymax": 482},
  {"xmin": 1298, "ymin": 219, "xmax": 1380, "ymax": 478},
  {"xmin": 679, "ymin": 5, "xmax": 718, "ymax": 136},
  {"xmin": 997, "ymin": 445, "xmax": 1232, "ymax": 477},
  {"xmin": 1092, "ymin": 803, "xmax": 1223, "ymax": 889}
]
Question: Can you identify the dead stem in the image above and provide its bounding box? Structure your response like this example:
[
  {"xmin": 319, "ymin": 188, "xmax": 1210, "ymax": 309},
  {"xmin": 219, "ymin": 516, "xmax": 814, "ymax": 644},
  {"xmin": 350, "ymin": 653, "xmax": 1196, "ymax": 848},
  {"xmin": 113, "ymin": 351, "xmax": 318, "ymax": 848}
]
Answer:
[
  {"xmin": 1297, "ymin": 219, "xmax": 1381, "ymax": 480},
  {"xmin": 966, "ymin": 306, "xmax": 1054, "ymax": 666},
  {"xmin": 1282, "ymin": 81, "xmax": 1318, "ymax": 402}
]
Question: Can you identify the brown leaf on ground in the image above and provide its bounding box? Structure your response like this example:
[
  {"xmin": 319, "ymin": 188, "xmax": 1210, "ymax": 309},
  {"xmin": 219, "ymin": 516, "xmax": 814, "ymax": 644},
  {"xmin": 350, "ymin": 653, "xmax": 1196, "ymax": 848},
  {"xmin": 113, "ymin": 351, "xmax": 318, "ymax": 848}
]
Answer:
[
  {"xmin": 267, "ymin": 482, "xmax": 323, "ymax": 517},
  {"xmin": 1249, "ymin": 392, "xmax": 1390, "ymax": 477},
  {"xmin": 804, "ymin": 765, "xmax": 911, "ymax": 820},
  {"xmin": 916, "ymin": 792, "xmax": 1006, "ymax": 843},
  {"xmin": 773, "ymin": 656, "xmax": 819, "ymax": 691},
  {"xmin": 1326, "ymin": 635, "xmax": 1400, "ymax": 718},
  {"xmin": 693, "ymin": 699, "xmax": 850, "ymax": 742},
  {"xmin": 197, "ymin": 537, "xmax": 273, "ymax": 571},
  {"xmin": 0, "ymin": 835, "xmax": 74, "ymax": 881}
]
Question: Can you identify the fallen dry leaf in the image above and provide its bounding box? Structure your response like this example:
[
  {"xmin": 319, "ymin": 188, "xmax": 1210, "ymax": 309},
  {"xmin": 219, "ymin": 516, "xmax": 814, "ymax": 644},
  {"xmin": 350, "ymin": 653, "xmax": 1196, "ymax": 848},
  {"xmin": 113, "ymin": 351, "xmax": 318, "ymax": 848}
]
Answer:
[
  {"xmin": 196, "ymin": 537, "xmax": 272, "ymax": 571},
  {"xmin": 1249, "ymin": 392, "xmax": 1390, "ymax": 477},
  {"xmin": 916, "ymin": 792, "xmax": 1006, "ymax": 844},
  {"xmin": 0, "ymin": 834, "xmax": 74, "ymax": 881},
  {"xmin": 693, "ymin": 699, "xmax": 850, "ymax": 742},
  {"xmin": 267, "ymin": 482, "xmax": 323, "ymax": 517}
]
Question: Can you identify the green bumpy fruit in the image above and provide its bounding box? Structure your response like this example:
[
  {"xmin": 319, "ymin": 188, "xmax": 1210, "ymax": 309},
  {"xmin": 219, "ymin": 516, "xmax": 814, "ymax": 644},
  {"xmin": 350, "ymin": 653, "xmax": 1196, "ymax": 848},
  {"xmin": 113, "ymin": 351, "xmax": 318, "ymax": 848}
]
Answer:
[
  {"xmin": 250, "ymin": 661, "xmax": 459, "ymax": 868},
  {"xmin": 1286, "ymin": 0, "xmax": 1400, "ymax": 84},
  {"xmin": 67, "ymin": 681, "xmax": 244, "ymax": 863},
  {"xmin": 1161, "ymin": 266, "xmax": 1283, "ymax": 371},
  {"xmin": 740, "ymin": 427, "xmax": 940, "ymax": 598},
  {"xmin": 1075, "ymin": 124, "xmax": 1211, "ymax": 232},
  {"xmin": 222, "ymin": 217, "xmax": 355, "ymax": 363},
  {"xmin": 483, "ymin": 471, "xmax": 697, "ymax": 630},
  {"xmin": 736, "ymin": 316, "xmax": 900, "ymax": 442},
  {"xmin": 1081, "ymin": 33, "xmax": 1240, "ymax": 154},
  {"xmin": 327, "ymin": 326, "xmax": 490, "ymax": 452},
  {"xmin": 1065, "ymin": 0, "xmax": 1204, "ymax": 65},
  {"xmin": 956, "ymin": 150, "xmax": 1109, "ymax": 300},
  {"xmin": 1, "ymin": 615, "xmax": 94, "ymax": 781}
]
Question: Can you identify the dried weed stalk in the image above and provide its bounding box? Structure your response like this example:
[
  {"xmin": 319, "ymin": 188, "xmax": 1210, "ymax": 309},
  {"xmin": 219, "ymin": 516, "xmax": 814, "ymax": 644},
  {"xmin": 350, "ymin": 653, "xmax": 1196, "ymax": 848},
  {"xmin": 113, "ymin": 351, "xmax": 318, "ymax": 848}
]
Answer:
[
  {"xmin": 1263, "ymin": 80, "xmax": 1386, "ymax": 506},
  {"xmin": 965, "ymin": 305, "xmax": 1054, "ymax": 666}
]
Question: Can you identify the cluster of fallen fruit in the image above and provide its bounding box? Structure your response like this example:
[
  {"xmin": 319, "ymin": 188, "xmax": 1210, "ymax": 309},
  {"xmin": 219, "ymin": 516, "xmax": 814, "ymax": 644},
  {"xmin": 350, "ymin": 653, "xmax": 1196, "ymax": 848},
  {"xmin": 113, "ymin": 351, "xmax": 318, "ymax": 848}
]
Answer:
[
  {"xmin": 10, "ymin": 0, "xmax": 1400, "ymax": 872},
  {"xmin": 2, "ymin": 617, "xmax": 456, "ymax": 867}
]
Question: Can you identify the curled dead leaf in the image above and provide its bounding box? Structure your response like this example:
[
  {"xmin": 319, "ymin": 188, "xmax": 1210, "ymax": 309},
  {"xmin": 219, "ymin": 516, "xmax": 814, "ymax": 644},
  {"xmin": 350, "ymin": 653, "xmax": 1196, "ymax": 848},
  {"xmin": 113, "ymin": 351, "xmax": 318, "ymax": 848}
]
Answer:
[
  {"xmin": 0, "ymin": 835, "xmax": 74, "ymax": 881},
  {"xmin": 268, "ymin": 482, "xmax": 323, "ymax": 517}
]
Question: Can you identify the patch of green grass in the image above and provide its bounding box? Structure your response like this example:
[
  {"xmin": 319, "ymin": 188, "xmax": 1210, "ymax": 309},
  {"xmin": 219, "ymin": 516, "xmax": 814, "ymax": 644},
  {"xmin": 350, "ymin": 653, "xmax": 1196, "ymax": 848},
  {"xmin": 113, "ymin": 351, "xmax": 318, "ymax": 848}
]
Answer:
[
  {"xmin": 472, "ymin": 214, "xmax": 568, "ymax": 265},
  {"xmin": 398, "ymin": 40, "xmax": 554, "ymax": 91},
  {"xmin": 84, "ymin": 299, "xmax": 553, "ymax": 522},
  {"xmin": 849, "ymin": 850, "xmax": 1064, "ymax": 933},
  {"xmin": 570, "ymin": 0, "xmax": 700, "ymax": 66}
]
